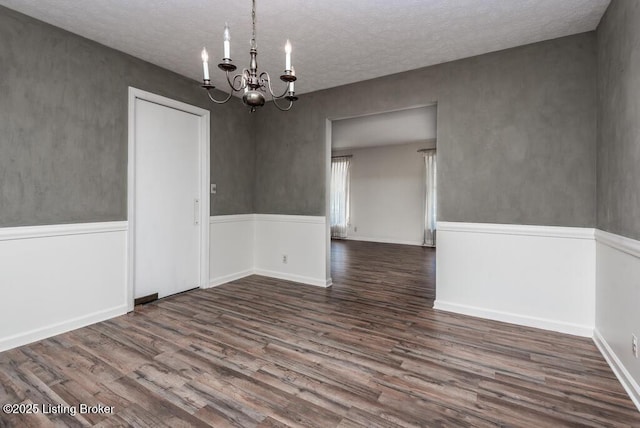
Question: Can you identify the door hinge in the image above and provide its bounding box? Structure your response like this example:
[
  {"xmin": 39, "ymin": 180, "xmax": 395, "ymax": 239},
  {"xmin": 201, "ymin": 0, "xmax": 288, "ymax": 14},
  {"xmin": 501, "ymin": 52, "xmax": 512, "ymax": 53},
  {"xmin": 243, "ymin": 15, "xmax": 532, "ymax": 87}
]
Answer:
[{"xmin": 194, "ymin": 198, "xmax": 200, "ymax": 225}]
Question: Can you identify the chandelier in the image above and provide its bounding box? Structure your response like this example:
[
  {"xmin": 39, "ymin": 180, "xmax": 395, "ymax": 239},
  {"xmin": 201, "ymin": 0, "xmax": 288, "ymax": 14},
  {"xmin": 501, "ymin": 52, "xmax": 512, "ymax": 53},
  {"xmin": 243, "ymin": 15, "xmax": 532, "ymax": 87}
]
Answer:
[{"xmin": 200, "ymin": 0, "xmax": 298, "ymax": 112}]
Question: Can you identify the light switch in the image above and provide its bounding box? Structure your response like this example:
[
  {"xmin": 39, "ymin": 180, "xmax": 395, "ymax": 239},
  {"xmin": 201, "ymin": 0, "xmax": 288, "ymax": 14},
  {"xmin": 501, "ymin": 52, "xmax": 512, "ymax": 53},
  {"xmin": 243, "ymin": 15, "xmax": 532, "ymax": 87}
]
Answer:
[{"xmin": 211, "ymin": 184, "xmax": 217, "ymax": 194}]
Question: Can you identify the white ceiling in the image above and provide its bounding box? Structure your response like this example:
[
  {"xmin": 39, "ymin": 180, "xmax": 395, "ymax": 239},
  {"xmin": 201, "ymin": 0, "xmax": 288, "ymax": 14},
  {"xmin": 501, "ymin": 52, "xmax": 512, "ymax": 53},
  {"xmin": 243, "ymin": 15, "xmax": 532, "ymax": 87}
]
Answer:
[
  {"xmin": 332, "ymin": 106, "xmax": 437, "ymax": 150},
  {"xmin": 0, "ymin": 0, "xmax": 610, "ymax": 95}
]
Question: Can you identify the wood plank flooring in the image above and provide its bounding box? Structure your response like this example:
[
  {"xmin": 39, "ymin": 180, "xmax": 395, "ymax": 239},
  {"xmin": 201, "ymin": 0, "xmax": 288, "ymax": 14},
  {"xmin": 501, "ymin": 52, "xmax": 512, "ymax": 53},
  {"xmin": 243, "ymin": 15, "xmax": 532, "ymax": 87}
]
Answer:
[{"xmin": 1, "ymin": 239, "xmax": 639, "ymax": 427}]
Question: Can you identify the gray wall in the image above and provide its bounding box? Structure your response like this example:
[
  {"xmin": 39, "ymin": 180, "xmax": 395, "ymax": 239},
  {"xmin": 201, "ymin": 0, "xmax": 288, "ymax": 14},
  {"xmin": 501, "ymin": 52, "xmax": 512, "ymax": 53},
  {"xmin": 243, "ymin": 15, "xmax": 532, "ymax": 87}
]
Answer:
[
  {"xmin": 255, "ymin": 33, "xmax": 597, "ymax": 227},
  {"xmin": 0, "ymin": 6, "xmax": 254, "ymax": 227},
  {"xmin": 1, "ymin": 4, "xmax": 601, "ymax": 229},
  {"xmin": 597, "ymin": 0, "xmax": 640, "ymax": 241}
]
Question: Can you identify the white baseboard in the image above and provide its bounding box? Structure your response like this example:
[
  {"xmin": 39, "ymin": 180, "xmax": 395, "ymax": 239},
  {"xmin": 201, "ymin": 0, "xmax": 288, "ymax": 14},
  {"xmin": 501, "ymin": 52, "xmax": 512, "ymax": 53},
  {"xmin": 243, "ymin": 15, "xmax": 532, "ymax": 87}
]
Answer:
[
  {"xmin": 344, "ymin": 236, "xmax": 423, "ymax": 246},
  {"xmin": 208, "ymin": 269, "xmax": 254, "ymax": 287},
  {"xmin": 593, "ymin": 329, "xmax": 640, "ymax": 411},
  {"xmin": 209, "ymin": 268, "xmax": 331, "ymax": 289},
  {"xmin": 434, "ymin": 300, "xmax": 593, "ymax": 337},
  {"xmin": 0, "ymin": 304, "xmax": 128, "ymax": 353},
  {"xmin": 254, "ymin": 269, "xmax": 331, "ymax": 288}
]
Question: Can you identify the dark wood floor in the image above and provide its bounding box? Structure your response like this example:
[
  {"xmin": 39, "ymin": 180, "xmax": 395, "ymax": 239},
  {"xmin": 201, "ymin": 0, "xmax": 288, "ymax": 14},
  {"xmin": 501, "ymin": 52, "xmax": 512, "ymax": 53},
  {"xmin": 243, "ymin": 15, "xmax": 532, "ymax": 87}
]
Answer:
[{"xmin": 1, "ymin": 240, "xmax": 639, "ymax": 427}]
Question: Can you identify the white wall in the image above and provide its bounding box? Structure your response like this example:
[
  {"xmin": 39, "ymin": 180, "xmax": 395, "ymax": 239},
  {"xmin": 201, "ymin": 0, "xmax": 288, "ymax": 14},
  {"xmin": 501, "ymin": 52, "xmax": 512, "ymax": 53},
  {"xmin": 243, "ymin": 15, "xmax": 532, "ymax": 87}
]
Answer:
[
  {"xmin": 0, "ymin": 222, "xmax": 128, "ymax": 352},
  {"xmin": 208, "ymin": 214, "xmax": 330, "ymax": 289},
  {"xmin": 594, "ymin": 230, "xmax": 640, "ymax": 410},
  {"xmin": 254, "ymin": 215, "xmax": 329, "ymax": 287},
  {"xmin": 334, "ymin": 141, "xmax": 434, "ymax": 246},
  {"xmin": 209, "ymin": 215, "xmax": 254, "ymax": 286},
  {"xmin": 435, "ymin": 222, "xmax": 595, "ymax": 337},
  {"xmin": 332, "ymin": 105, "xmax": 437, "ymax": 150}
]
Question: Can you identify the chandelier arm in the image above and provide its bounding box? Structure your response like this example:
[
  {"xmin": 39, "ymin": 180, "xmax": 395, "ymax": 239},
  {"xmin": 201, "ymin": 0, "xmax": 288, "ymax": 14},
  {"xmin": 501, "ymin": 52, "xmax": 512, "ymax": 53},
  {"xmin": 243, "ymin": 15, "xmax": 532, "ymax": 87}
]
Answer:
[
  {"xmin": 205, "ymin": 89, "xmax": 234, "ymax": 104},
  {"xmin": 261, "ymin": 72, "xmax": 290, "ymax": 99},
  {"xmin": 270, "ymin": 96, "xmax": 294, "ymax": 111},
  {"xmin": 226, "ymin": 71, "xmax": 248, "ymax": 92}
]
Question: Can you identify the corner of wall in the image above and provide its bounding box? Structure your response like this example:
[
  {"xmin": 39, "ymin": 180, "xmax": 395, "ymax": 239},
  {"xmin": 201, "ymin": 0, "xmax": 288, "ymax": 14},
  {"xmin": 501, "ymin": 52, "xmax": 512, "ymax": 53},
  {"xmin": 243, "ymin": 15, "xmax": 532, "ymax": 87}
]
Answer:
[{"xmin": 209, "ymin": 214, "xmax": 330, "ymax": 288}]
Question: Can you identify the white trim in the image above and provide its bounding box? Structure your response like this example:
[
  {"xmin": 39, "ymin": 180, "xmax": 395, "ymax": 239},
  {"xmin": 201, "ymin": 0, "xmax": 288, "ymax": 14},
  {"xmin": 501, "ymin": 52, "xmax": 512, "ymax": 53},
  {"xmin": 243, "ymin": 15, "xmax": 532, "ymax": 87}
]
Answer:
[
  {"xmin": 254, "ymin": 214, "xmax": 325, "ymax": 224},
  {"xmin": 437, "ymin": 221, "xmax": 595, "ymax": 240},
  {"xmin": 0, "ymin": 221, "xmax": 127, "ymax": 241},
  {"xmin": 208, "ymin": 269, "xmax": 255, "ymax": 288},
  {"xmin": 593, "ymin": 329, "xmax": 640, "ymax": 411},
  {"xmin": 0, "ymin": 304, "xmax": 127, "ymax": 353},
  {"xmin": 127, "ymin": 87, "xmax": 210, "ymax": 312},
  {"xmin": 210, "ymin": 214, "xmax": 255, "ymax": 224},
  {"xmin": 198, "ymin": 94, "xmax": 211, "ymax": 300},
  {"xmin": 210, "ymin": 269, "xmax": 332, "ymax": 289},
  {"xmin": 254, "ymin": 269, "xmax": 331, "ymax": 288},
  {"xmin": 434, "ymin": 300, "xmax": 594, "ymax": 338},
  {"xmin": 344, "ymin": 236, "xmax": 424, "ymax": 246},
  {"xmin": 595, "ymin": 229, "xmax": 640, "ymax": 259},
  {"xmin": 209, "ymin": 269, "xmax": 333, "ymax": 289},
  {"xmin": 325, "ymin": 119, "xmax": 333, "ymax": 286},
  {"xmin": 127, "ymin": 89, "xmax": 136, "ymax": 312}
]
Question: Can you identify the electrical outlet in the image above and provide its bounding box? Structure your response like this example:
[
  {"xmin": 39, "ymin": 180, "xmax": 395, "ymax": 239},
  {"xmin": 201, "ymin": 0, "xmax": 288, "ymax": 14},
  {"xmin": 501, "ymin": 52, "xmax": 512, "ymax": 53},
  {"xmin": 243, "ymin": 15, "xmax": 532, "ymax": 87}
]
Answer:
[
  {"xmin": 633, "ymin": 334, "xmax": 638, "ymax": 358},
  {"xmin": 282, "ymin": 254, "xmax": 288, "ymax": 264},
  {"xmin": 210, "ymin": 184, "xmax": 217, "ymax": 194},
  {"xmin": 354, "ymin": 226, "xmax": 358, "ymax": 232}
]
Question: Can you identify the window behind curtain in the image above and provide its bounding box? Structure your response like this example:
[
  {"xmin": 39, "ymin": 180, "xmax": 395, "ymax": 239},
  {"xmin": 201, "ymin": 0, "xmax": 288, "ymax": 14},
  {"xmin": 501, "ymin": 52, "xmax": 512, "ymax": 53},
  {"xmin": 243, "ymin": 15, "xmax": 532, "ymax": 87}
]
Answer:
[
  {"xmin": 330, "ymin": 156, "xmax": 351, "ymax": 238},
  {"xmin": 423, "ymin": 150, "xmax": 437, "ymax": 246}
]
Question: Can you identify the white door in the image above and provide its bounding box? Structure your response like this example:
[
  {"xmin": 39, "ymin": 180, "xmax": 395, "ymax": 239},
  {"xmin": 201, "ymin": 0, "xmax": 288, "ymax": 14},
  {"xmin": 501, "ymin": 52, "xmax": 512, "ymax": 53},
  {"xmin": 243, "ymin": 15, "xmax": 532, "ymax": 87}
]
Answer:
[{"xmin": 133, "ymin": 98, "xmax": 201, "ymax": 299}]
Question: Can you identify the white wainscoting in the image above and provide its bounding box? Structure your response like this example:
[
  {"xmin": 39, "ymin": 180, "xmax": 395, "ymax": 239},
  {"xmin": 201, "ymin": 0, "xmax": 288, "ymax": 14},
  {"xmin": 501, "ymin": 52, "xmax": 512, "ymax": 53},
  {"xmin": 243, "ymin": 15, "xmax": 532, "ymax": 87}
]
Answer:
[
  {"xmin": 594, "ymin": 229, "xmax": 640, "ymax": 410},
  {"xmin": 254, "ymin": 214, "xmax": 330, "ymax": 287},
  {"xmin": 209, "ymin": 214, "xmax": 255, "ymax": 287},
  {"xmin": 0, "ymin": 221, "xmax": 128, "ymax": 352},
  {"xmin": 435, "ymin": 222, "xmax": 595, "ymax": 337},
  {"xmin": 208, "ymin": 214, "xmax": 330, "ymax": 288}
]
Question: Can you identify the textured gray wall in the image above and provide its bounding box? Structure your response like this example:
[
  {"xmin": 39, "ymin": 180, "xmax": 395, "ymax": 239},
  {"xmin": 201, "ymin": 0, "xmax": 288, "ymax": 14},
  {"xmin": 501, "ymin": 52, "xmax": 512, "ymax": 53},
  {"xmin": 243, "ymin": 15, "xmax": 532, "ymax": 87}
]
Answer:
[
  {"xmin": 255, "ymin": 33, "xmax": 597, "ymax": 227},
  {"xmin": 0, "ymin": 6, "xmax": 254, "ymax": 227},
  {"xmin": 597, "ymin": 0, "xmax": 640, "ymax": 240}
]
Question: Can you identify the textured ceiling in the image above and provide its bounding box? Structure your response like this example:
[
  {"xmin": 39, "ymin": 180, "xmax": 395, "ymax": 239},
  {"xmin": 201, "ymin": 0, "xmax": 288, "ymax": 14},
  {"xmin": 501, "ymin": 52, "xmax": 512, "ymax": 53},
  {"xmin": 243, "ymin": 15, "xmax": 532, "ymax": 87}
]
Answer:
[
  {"xmin": 332, "ymin": 106, "xmax": 437, "ymax": 150},
  {"xmin": 0, "ymin": 0, "xmax": 610, "ymax": 95}
]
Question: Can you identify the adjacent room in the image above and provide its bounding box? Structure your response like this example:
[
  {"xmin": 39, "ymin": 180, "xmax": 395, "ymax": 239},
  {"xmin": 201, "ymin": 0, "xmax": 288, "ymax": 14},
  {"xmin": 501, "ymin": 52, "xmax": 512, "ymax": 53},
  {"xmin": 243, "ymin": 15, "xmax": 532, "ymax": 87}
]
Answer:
[
  {"xmin": 330, "ymin": 106, "xmax": 437, "ymax": 301},
  {"xmin": 1, "ymin": 0, "xmax": 640, "ymax": 426}
]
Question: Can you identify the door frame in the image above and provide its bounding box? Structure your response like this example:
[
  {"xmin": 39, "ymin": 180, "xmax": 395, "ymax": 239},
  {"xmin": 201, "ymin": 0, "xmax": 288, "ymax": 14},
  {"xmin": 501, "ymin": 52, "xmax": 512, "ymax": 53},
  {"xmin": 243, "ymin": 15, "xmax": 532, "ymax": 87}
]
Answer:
[{"xmin": 127, "ymin": 87, "xmax": 210, "ymax": 311}]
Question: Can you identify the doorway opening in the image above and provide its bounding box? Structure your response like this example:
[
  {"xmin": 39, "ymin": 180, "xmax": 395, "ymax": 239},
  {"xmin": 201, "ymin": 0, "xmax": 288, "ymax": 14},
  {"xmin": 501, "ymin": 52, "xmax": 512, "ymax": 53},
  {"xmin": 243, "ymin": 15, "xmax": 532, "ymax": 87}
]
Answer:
[{"xmin": 327, "ymin": 104, "xmax": 437, "ymax": 302}]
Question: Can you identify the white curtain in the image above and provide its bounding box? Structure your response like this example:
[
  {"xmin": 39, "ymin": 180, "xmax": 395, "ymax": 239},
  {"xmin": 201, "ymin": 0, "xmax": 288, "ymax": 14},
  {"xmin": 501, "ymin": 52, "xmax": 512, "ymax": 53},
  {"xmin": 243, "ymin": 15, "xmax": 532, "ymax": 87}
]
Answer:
[
  {"xmin": 423, "ymin": 150, "xmax": 437, "ymax": 247},
  {"xmin": 330, "ymin": 156, "xmax": 351, "ymax": 238}
]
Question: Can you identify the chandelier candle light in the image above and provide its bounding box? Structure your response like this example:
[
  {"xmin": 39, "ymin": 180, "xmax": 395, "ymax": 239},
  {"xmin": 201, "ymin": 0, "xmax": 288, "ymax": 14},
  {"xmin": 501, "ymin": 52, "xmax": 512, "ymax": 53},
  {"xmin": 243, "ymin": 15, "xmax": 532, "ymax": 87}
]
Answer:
[{"xmin": 200, "ymin": 0, "xmax": 298, "ymax": 112}]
